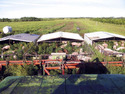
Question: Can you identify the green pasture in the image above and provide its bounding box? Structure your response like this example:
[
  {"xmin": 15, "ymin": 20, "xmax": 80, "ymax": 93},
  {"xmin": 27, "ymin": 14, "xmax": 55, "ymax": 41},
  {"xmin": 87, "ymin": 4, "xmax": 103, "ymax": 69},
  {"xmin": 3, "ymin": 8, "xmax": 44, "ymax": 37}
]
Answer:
[
  {"xmin": 0, "ymin": 20, "xmax": 67, "ymax": 35},
  {"xmin": 0, "ymin": 19, "xmax": 125, "ymax": 36},
  {"xmin": 1, "ymin": 74, "xmax": 125, "ymax": 94}
]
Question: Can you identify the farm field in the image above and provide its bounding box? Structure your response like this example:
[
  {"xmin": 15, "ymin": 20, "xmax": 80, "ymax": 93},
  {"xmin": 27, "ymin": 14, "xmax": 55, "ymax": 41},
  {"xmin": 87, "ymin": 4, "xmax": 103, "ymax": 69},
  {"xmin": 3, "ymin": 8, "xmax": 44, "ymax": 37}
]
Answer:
[
  {"xmin": 0, "ymin": 18, "xmax": 125, "ymax": 78},
  {"xmin": 0, "ymin": 19, "xmax": 125, "ymax": 36},
  {"xmin": 0, "ymin": 18, "xmax": 125, "ymax": 62}
]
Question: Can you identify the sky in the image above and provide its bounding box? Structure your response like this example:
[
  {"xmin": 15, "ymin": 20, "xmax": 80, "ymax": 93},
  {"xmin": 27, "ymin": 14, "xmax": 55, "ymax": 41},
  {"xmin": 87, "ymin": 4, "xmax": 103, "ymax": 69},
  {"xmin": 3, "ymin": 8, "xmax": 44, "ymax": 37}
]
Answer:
[{"xmin": 0, "ymin": 0, "xmax": 125, "ymax": 18}]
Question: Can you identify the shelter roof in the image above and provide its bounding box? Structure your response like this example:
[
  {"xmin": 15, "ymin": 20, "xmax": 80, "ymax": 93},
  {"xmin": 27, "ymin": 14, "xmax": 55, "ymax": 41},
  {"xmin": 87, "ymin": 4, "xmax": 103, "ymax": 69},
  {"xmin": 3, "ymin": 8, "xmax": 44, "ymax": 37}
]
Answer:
[
  {"xmin": 0, "ymin": 33, "xmax": 40, "ymax": 42},
  {"xmin": 37, "ymin": 31, "xmax": 84, "ymax": 42},
  {"xmin": 85, "ymin": 31, "xmax": 125, "ymax": 41}
]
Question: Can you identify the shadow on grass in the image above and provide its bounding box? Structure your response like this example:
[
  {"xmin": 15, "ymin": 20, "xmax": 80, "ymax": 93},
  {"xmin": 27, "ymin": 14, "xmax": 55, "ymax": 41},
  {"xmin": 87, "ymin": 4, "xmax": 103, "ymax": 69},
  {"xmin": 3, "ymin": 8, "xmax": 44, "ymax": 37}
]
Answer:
[{"xmin": 52, "ymin": 58, "xmax": 111, "ymax": 94}]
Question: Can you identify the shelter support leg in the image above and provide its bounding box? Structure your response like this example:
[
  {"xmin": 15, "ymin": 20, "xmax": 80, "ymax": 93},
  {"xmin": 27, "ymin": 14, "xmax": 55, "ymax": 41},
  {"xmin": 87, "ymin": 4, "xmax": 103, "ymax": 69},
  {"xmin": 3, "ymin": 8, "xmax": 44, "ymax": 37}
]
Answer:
[
  {"xmin": 62, "ymin": 64, "xmax": 65, "ymax": 75},
  {"xmin": 0, "ymin": 64, "xmax": 2, "ymax": 71}
]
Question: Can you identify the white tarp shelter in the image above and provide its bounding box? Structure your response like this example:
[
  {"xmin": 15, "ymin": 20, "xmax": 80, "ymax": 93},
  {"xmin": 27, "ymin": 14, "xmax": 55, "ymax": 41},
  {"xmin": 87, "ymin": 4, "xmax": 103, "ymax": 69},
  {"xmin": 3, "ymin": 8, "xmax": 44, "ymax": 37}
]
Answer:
[
  {"xmin": 84, "ymin": 31, "xmax": 125, "ymax": 45},
  {"xmin": 37, "ymin": 31, "xmax": 84, "ymax": 42}
]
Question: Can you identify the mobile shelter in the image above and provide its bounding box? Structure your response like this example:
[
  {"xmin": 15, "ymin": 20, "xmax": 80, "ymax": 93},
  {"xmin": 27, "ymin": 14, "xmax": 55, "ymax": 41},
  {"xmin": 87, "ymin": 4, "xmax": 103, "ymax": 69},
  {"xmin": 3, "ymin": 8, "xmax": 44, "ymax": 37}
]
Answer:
[
  {"xmin": 37, "ymin": 31, "xmax": 84, "ymax": 42},
  {"xmin": 84, "ymin": 31, "xmax": 125, "ymax": 45},
  {"xmin": 0, "ymin": 33, "xmax": 40, "ymax": 43}
]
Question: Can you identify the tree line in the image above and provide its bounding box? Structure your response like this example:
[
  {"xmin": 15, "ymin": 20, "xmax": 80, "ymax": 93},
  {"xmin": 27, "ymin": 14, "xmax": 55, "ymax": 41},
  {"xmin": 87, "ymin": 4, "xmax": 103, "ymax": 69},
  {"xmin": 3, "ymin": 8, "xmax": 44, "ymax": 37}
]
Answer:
[
  {"xmin": 0, "ymin": 17, "xmax": 66, "ymax": 22},
  {"xmin": 1, "ymin": 17, "xmax": 125, "ymax": 24},
  {"xmin": 91, "ymin": 17, "xmax": 125, "ymax": 25},
  {"xmin": 0, "ymin": 17, "xmax": 89, "ymax": 22}
]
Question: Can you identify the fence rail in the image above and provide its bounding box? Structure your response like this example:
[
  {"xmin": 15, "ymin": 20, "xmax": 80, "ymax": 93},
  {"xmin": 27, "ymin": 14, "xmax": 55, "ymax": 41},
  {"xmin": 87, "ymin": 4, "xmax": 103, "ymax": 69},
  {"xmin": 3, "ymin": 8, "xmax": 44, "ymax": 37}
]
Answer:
[{"xmin": 0, "ymin": 59, "xmax": 124, "ymax": 75}]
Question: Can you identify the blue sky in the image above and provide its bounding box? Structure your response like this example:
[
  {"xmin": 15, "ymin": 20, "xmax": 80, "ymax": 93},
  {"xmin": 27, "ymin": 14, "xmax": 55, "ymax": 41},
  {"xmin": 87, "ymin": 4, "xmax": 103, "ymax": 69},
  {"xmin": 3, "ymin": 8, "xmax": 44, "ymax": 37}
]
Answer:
[{"xmin": 0, "ymin": 0, "xmax": 125, "ymax": 18}]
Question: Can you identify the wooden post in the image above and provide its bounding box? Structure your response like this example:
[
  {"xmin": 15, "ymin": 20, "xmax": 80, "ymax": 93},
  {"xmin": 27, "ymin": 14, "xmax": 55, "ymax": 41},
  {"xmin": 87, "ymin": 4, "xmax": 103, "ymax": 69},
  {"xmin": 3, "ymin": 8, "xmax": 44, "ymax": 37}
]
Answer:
[
  {"xmin": 6, "ymin": 57, "xmax": 9, "ymax": 67},
  {"xmin": 9, "ymin": 39, "xmax": 10, "ymax": 45},
  {"xmin": 1, "ymin": 50, "xmax": 3, "ymax": 59},
  {"xmin": 43, "ymin": 64, "xmax": 45, "ymax": 75},
  {"xmin": 122, "ymin": 54, "xmax": 125, "ymax": 67}
]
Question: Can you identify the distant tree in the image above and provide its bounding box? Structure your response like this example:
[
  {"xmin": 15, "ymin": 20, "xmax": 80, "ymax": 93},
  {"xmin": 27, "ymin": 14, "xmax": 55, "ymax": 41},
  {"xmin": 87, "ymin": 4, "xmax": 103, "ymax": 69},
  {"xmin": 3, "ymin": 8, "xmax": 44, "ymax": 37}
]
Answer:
[
  {"xmin": 91, "ymin": 18, "xmax": 125, "ymax": 25},
  {"xmin": 20, "ymin": 17, "xmax": 41, "ymax": 21},
  {"xmin": 13, "ymin": 18, "xmax": 20, "ymax": 22},
  {"xmin": 0, "ymin": 18, "xmax": 11, "ymax": 22}
]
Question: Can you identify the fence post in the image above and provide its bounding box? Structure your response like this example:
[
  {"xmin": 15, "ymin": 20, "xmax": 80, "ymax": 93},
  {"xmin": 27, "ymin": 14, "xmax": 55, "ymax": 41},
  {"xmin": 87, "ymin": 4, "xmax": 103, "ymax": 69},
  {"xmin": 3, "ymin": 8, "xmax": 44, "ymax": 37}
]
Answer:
[
  {"xmin": 42, "ymin": 64, "xmax": 45, "ymax": 75},
  {"xmin": 122, "ymin": 54, "xmax": 125, "ymax": 67},
  {"xmin": 6, "ymin": 57, "xmax": 9, "ymax": 67}
]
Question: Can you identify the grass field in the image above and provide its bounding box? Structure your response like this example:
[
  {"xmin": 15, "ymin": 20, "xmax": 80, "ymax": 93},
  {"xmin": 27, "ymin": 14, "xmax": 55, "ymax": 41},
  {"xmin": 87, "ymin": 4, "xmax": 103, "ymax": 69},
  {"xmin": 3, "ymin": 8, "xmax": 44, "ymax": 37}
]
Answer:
[
  {"xmin": 0, "ymin": 19, "xmax": 125, "ymax": 36},
  {"xmin": 1, "ymin": 74, "xmax": 125, "ymax": 94}
]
